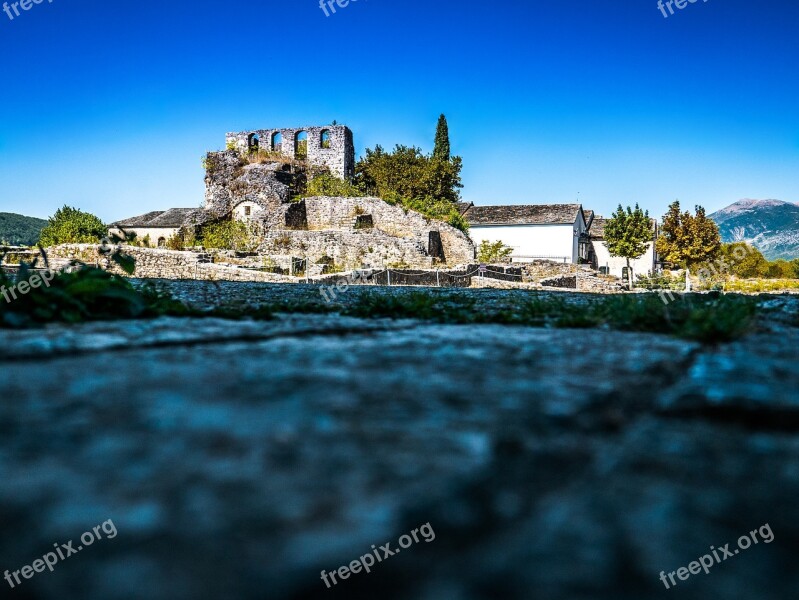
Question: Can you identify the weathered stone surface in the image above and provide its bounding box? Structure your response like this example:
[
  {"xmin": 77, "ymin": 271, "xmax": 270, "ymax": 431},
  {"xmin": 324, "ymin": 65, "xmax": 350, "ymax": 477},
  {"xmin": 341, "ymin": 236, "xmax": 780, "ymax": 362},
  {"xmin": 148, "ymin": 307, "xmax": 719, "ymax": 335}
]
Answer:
[{"xmin": 1, "ymin": 290, "xmax": 798, "ymax": 599}]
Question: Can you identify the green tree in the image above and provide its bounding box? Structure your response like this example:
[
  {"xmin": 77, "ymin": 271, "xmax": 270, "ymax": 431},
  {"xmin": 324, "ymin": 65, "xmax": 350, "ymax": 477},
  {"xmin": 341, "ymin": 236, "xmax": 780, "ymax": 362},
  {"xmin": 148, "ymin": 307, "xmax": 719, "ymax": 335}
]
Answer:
[
  {"xmin": 433, "ymin": 114, "xmax": 451, "ymax": 161},
  {"xmin": 791, "ymin": 259, "xmax": 799, "ymax": 279},
  {"xmin": 766, "ymin": 259, "xmax": 796, "ymax": 279},
  {"xmin": 38, "ymin": 206, "xmax": 107, "ymax": 247},
  {"xmin": 477, "ymin": 240, "xmax": 513, "ymax": 264},
  {"xmin": 603, "ymin": 204, "xmax": 653, "ymax": 289},
  {"xmin": 355, "ymin": 145, "xmax": 463, "ymax": 204},
  {"xmin": 655, "ymin": 201, "xmax": 721, "ymax": 269},
  {"xmin": 719, "ymin": 242, "xmax": 769, "ymax": 278}
]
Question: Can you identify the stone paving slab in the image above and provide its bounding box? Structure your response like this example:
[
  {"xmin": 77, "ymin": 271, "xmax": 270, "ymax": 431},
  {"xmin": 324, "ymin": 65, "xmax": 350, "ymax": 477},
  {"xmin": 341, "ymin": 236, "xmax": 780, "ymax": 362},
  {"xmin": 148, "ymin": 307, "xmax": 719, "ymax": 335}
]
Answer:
[{"xmin": 0, "ymin": 311, "xmax": 797, "ymax": 599}]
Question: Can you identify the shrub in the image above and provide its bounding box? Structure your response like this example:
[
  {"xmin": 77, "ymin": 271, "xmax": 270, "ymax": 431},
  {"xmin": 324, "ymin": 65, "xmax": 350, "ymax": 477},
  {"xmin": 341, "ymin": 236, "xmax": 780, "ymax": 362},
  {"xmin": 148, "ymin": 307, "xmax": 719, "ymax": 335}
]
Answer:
[
  {"xmin": 199, "ymin": 220, "xmax": 258, "ymax": 252},
  {"xmin": 303, "ymin": 173, "xmax": 364, "ymax": 198},
  {"xmin": 38, "ymin": 206, "xmax": 106, "ymax": 247},
  {"xmin": 766, "ymin": 259, "xmax": 796, "ymax": 279},
  {"xmin": 400, "ymin": 196, "xmax": 470, "ymax": 234},
  {"xmin": 477, "ymin": 240, "xmax": 513, "ymax": 263}
]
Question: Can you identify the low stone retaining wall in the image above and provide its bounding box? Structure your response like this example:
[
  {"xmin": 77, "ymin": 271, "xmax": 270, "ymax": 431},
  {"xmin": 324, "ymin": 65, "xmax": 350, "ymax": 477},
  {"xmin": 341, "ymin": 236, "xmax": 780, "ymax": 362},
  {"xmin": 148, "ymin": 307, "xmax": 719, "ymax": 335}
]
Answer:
[{"xmin": 44, "ymin": 245, "xmax": 295, "ymax": 283}]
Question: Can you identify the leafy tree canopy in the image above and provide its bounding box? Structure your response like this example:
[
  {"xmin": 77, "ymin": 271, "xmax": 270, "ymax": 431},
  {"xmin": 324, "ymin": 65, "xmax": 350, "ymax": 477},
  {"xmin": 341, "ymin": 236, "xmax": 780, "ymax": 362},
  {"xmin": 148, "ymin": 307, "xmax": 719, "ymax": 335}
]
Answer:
[
  {"xmin": 477, "ymin": 240, "xmax": 513, "ymax": 264},
  {"xmin": 354, "ymin": 144, "xmax": 463, "ymax": 205},
  {"xmin": 655, "ymin": 201, "xmax": 721, "ymax": 268},
  {"xmin": 719, "ymin": 242, "xmax": 769, "ymax": 278},
  {"xmin": 38, "ymin": 206, "xmax": 107, "ymax": 247},
  {"xmin": 604, "ymin": 204, "xmax": 652, "ymax": 261}
]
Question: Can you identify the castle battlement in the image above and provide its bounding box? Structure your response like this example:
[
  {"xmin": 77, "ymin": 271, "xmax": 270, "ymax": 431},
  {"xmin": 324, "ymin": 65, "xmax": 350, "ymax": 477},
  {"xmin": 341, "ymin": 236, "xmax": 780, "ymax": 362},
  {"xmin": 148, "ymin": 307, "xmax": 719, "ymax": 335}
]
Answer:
[{"xmin": 226, "ymin": 124, "xmax": 354, "ymax": 180}]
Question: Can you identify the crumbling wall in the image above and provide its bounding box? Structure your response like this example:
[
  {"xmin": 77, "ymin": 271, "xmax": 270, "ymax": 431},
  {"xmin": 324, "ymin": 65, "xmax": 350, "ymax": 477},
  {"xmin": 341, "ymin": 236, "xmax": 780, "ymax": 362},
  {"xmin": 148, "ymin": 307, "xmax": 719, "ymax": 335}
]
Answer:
[
  {"xmin": 258, "ymin": 229, "xmax": 435, "ymax": 270},
  {"xmin": 226, "ymin": 125, "xmax": 354, "ymax": 179},
  {"xmin": 204, "ymin": 151, "xmax": 292, "ymax": 222},
  {"xmin": 301, "ymin": 196, "xmax": 474, "ymax": 265}
]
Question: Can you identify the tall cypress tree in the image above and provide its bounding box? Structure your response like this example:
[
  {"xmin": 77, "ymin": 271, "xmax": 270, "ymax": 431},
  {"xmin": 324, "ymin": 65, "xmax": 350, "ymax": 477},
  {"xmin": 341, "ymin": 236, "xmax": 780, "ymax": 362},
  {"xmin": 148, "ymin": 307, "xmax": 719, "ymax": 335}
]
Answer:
[{"xmin": 433, "ymin": 114, "xmax": 450, "ymax": 161}]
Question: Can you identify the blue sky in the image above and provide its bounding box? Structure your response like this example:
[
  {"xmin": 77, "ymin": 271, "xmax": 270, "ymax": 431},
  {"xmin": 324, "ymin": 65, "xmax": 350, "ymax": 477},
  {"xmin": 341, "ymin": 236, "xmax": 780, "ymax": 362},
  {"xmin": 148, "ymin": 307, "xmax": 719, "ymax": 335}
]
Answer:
[{"xmin": 0, "ymin": 0, "xmax": 797, "ymax": 222}]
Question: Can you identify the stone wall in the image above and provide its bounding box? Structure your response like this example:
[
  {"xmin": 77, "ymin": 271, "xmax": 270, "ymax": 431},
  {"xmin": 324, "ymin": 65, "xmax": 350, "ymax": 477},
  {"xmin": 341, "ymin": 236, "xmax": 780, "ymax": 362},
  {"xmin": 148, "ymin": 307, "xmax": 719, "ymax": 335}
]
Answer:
[
  {"xmin": 226, "ymin": 125, "xmax": 354, "ymax": 179},
  {"xmin": 258, "ymin": 229, "xmax": 435, "ymax": 270},
  {"xmin": 301, "ymin": 196, "xmax": 475, "ymax": 265},
  {"xmin": 44, "ymin": 245, "xmax": 295, "ymax": 283}
]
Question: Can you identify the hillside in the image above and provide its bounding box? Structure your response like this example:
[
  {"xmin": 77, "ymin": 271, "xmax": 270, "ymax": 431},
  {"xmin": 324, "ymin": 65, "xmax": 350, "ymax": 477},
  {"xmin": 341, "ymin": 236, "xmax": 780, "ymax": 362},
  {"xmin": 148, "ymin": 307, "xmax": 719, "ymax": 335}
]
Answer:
[
  {"xmin": 709, "ymin": 199, "xmax": 799, "ymax": 260},
  {"xmin": 0, "ymin": 212, "xmax": 48, "ymax": 246}
]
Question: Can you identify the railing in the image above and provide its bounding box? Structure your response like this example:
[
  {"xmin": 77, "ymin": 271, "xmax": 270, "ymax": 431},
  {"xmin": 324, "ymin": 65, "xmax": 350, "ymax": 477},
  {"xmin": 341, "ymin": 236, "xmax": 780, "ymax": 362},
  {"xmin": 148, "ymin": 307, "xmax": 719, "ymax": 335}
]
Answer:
[{"xmin": 509, "ymin": 255, "xmax": 571, "ymax": 264}]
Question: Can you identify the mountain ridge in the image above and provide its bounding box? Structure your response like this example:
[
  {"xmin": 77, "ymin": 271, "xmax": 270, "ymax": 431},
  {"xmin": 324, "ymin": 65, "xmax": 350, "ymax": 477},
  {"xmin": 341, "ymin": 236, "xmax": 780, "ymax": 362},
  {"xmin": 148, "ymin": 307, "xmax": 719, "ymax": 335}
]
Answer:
[
  {"xmin": 709, "ymin": 199, "xmax": 799, "ymax": 260},
  {"xmin": 0, "ymin": 212, "xmax": 48, "ymax": 246}
]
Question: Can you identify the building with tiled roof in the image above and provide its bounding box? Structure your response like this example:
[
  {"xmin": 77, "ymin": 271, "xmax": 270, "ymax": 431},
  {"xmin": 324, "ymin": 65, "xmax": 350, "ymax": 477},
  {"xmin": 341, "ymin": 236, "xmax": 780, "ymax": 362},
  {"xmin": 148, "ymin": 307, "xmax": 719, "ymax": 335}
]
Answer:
[
  {"xmin": 110, "ymin": 208, "xmax": 200, "ymax": 247},
  {"xmin": 584, "ymin": 216, "xmax": 658, "ymax": 278},
  {"xmin": 462, "ymin": 203, "xmax": 590, "ymax": 263}
]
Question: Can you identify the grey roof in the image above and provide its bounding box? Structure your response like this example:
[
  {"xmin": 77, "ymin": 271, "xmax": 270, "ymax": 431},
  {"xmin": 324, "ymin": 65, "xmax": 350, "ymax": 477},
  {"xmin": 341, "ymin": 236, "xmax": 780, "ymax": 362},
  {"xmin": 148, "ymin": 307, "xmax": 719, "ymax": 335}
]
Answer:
[
  {"xmin": 464, "ymin": 204, "xmax": 584, "ymax": 226},
  {"xmin": 589, "ymin": 216, "xmax": 607, "ymax": 239},
  {"xmin": 112, "ymin": 208, "xmax": 196, "ymax": 228},
  {"xmin": 589, "ymin": 216, "xmax": 658, "ymax": 240},
  {"xmin": 584, "ymin": 210, "xmax": 595, "ymax": 228}
]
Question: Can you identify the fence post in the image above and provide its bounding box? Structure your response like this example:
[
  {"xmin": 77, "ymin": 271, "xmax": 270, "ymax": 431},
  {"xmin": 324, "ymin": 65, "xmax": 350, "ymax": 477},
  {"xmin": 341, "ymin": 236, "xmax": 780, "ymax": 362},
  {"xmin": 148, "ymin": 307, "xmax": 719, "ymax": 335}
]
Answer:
[
  {"xmin": 387, "ymin": 269, "xmax": 391, "ymax": 286},
  {"xmin": 436, "ymin": 269, "xmax": 440, "ymax": 287}
]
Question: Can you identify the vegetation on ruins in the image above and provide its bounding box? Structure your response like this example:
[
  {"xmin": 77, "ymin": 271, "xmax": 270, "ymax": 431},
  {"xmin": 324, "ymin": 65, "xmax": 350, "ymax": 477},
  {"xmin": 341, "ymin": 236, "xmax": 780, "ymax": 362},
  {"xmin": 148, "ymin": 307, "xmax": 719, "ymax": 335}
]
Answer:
[
  {"xmin": 656, "ymin": 201, "xmax": 721, "ymax": 268},
  {"xmin": 353, "ymin": 141, "xmax": 467, "ymax": 233},
  {"xmin": 477, "ymin": 240, "xmax": 514, "ymax": 264},
  {"xmin": 355, "ymin": 145, "xmax": 463, "ymax": 204},
  {"xmin": 303, "ymin": 173, "xmax": 364, "ymax": 198},
  {"xmin": 38, "ymin": 206, "xmax": 107, "ymax": 247},
  {"xmin": 198, "ymin": 219, "xmax": 259, "ymax": 252},
  {"xmin": 603, "ymin": 204, "xmax": 653, "ymax": 289}
]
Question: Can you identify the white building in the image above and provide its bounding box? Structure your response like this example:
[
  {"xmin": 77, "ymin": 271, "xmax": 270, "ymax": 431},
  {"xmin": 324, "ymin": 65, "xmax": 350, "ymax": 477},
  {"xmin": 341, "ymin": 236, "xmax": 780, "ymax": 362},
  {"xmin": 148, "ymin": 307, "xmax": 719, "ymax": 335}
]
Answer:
[
  {"xmin": 109, "ymin": 208, "xmax": 197, "ymax": 247},
  {"xmin": 461, "ymin": 203, "xmax": 590, "ymax": 263},
  {"xmin": 586, "ymin": 216, "xmax": 658, "ymax": 279}
]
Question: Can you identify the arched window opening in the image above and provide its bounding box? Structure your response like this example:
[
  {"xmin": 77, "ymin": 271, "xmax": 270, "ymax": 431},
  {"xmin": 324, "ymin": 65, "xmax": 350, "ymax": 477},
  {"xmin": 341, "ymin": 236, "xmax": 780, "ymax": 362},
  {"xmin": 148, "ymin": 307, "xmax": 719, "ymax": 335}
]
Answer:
[
  {"xmin": 295, "ymin": 131, "xmax": 308, "ymax": 159},
  {"xmin": 157, "ymin": 237, "xmax": 166, "ymax": 248},
  {"xmin": 247, "ymin": 133, "xmax": 260, "ymax": 153},
  {"xmin": 271, "ymin": 132, "xmax": 283, "ymax": 152},
  {"xmin": 320, "ymin": 129, "xmax": 331, "ymax": 149}
]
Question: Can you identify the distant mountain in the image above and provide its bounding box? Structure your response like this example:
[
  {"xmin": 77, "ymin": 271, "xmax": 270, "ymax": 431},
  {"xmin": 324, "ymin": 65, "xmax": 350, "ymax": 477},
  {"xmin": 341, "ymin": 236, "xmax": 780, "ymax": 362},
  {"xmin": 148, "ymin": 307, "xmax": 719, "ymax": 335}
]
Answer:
[
  {"xmin": 0, "ymin": 212, "xmax": 48, "ymax": 246},
  {"xmin": 709, "ymin": 199, "xmax": 799, "ymax": 261}
]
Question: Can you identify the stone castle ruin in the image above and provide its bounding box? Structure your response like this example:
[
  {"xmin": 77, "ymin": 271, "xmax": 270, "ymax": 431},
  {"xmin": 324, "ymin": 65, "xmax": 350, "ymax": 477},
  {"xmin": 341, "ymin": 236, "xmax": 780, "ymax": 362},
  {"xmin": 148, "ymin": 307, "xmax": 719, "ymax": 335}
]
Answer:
[
  {"xmin": 112, "ymin": 124, "xmax": 474, "ymax": 273},
  {"xmin": 225, "ymin": 125, "xmax": 355, "ymax": 180}
]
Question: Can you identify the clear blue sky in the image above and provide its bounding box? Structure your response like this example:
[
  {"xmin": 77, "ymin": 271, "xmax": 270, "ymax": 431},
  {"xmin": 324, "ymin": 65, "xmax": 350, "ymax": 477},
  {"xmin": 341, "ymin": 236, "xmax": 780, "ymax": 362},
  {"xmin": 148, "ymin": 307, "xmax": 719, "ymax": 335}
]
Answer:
[{"xmin": 0, "ymin": 0, "xmax": 797, "ymax": 222}]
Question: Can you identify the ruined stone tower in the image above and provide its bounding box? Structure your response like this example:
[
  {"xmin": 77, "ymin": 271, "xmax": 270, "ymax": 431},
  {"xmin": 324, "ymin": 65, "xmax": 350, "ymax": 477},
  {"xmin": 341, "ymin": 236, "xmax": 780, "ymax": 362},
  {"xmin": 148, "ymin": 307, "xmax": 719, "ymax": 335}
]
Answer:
[{"xmin": 226, "ymin": 124, "xmax": 355, "ymax": 180}]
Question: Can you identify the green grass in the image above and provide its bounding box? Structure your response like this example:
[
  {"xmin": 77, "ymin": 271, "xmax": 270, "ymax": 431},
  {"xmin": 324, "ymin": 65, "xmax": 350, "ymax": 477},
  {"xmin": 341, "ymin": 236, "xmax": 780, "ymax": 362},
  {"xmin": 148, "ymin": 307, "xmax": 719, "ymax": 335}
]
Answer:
[
  {"xmin": 332, "ymin": 291, "xmax": 761, "ymax": 344},
  {"xmin": 0, "ymin": 256, "xmax": 774, "ymax": 344}
]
